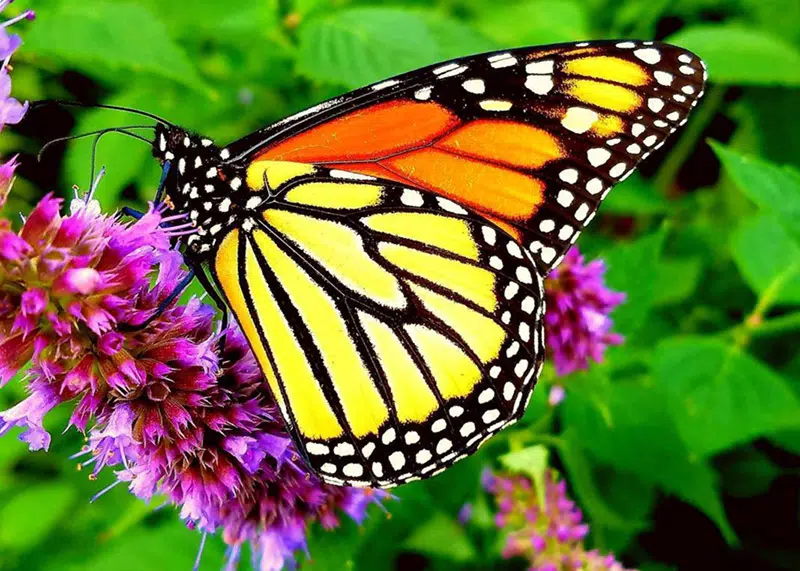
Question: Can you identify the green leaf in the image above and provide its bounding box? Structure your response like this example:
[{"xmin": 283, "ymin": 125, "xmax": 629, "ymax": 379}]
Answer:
[
  {"xmin": 667, "ymin": 25, "xmax": 800, "ymax": 86},
  {"xmin": 561, "ymin": 378, "xmax": 735, "ymax": 543},
  {"xmin": 418, "ymin": 12, "xmax": 497, "ymax": 60},
  {"xmin": 403, "ymin": 511, "xmax": 477, "ymax": 563},
  {"xmin": 62, "ymin": 520, "xmax": 225, "ymax": 571},
  {"xmin": 594, "ymin": 468, "xmax": 657, "ymax": 553},
  {"xmin": 731, "ymin": 213, "xmax": 800, "ymax": 305},
  {"xmin": 743, "ymin": 87, "xmax": 800, "ymax": 169},
  {"xmin": 422, "ymin": 444, "xmax": 490, "ymax": 513},
  {"xmin": 356, "ymin": 485, "xmax": 436, "ymax": 570},
  {"xmin": 653, "ymin": 257, "xmax": 703, "ymax": 306},
  {"xmin": 474, "ymin": 1, "xmax": 590, "ymax": 47},
  {"xmin": 557, "ymin": 430, "xmax": 635, "ymax": 532},
  {"xmin": 771, "ymin": 428, "xmax": 800, "ymax": 455},
  {"xmin": 654, "ymin": 337, "xmax": 800, "ymax": 457},
  {"xmin": 137, "ymin": 0, "xmax": 279, "ymax": 36},
  {"xmin": 602, "ymin": 175, "xmax": 671, "ymax": 215},
  {"xmin": 499, "ymin": 445, "xmax": 549, "ymax": 506},
  {"xmin": 305, "ymin": 519, "xmax": 363, "ymax": 571},
  {"xmin": 0, "ymin": 483, "xmax": 77, "ymax": 551},
  {"xmin": 711, "ymin": 142, "xmax": 800, "ymax": 240},
  {"xmin": 718, "ymin": 447, "xmax": 781, "ymax": 498},
  {"xmin": 26, "ymin": 2, "xmax": 208, "ymax": 92},
  {"xmin": 602, "ymin": 227, "xmax": 668, "ymax": 336},
  {"xmin": 0, "ymin": 432, "xmax": 28, "ymax": 471},
  {"xmin": 297, "ymin": 8, "xmax": 439, "ymax": 88}
]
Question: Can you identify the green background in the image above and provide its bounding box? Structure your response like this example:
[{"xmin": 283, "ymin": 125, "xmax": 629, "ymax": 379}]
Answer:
[{"xmin": 3, "ymin": 0, "xmax": 800, "ymax": 569}]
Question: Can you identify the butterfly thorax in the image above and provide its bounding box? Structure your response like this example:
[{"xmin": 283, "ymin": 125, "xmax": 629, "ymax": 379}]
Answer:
[{"xmin": 152, "ymin": 124, "xmax": 251, "ymax": 258}]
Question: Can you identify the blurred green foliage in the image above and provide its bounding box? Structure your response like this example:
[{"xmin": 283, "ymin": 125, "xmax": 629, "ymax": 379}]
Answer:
[{"xmin": 3, "ymin": 0, "xmax": 800, "ymax": 569}]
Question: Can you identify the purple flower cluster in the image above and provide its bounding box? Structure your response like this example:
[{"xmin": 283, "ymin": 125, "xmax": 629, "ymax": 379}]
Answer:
[
  {"xmin": 0, "ymin": 191, "xmax": 386, "ymax": 570},
  {"xmin": 0, "ymin": 0, "xmax": 34, "ymax": 131},
  {"xmin": 544, "ymin": 248, "xmax": 626, "ymax": 377},
  {"xmin": 485, "ymin": 470, "xmax": 634, "ymax": 571}
]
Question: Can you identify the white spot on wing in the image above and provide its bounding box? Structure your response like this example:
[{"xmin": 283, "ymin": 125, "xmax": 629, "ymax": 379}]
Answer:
[
  {"xmin": 462, "ymin": 79, "xmax": 485, "ymax": 94},
  {"xmin": 609, "ymin": 163, "xmax": 628, "ymax": 178},
  {"xmin": 634, "ymin": 48, "xmax": 661, "ymax": 64},
  {"xmin": 401, "ymin": 189, "xmax": 424, "ymax": 207},
  {"xmin": 343, "ymin": 463, "xmax": 363, "ymax": 477},
  {"xmin": 559, "ymin": 169, "xmax": 579, "ymax": 184},
  {"xmin": 437, "ymin": 197, "xmax": 467, "ymax": 214},
  {"xmin": 434, "ymin": 63, "xmax": 459, "ymax": 75},
  {"xmin": 557, "ymin": 189, "xmax": 574, "ymax": 207},
  {"xmin": 334, "ymin": 442, "xmax": 355, "ymax": 456},
  {"xmin": 306, "ymin": 442, "xmax": 329, "ymax": 455},
  {"xmin": 648, "ymin": 98, "xmax": 665, "ymax": 112},
  {"xmin": 490, "ymin": 54, "xmax": 517, "ymax": 68},
  {"xmin": 586, "ymin": 178, "xmax": 603, "ymax": 195},
  {"xmin": 330, "ymin": 169, "xmax": 375, "ymax": 181},
  {"xmin": 525, "ymin": 60, "xmax": 554, "ymax": 74},
  {"xmin": 414, "ymin": 87, "xmax": 432, "ymax": 101},
  {"xmin": 654, "ymin": 71, "xmax": 673, "ymax": 86},
  {"xmin": 479, "ymin": 99, "xmax": 513, "ymax": 111},
  {"xmin": 562, "ymin": 107, "xmax": 598, "ymax": 134},
  {"xmin": 478, "ymin": 388, "xmax": 495, "ymax": 404},
  {"xmin": 587, "ymin": 148, "xmax": 611, "ymax": 166},
  {"xmin": 439, "ymin": 65, "xmax": 467, "ymax": 78},
  {"xmin": 525, "ymin": 75, "xmax": 554, "ymax": 95}
]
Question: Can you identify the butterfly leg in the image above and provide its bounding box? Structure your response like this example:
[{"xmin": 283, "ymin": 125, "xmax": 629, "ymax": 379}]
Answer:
[
  {"xmin": 188, "ymin": 260, "xmax": 230, "ymax": 351},
  {"xmin": 154, "ymin": 161, "xmax": 171, "ymax": 205},
  {"xmin": 121, "ymin": 206, "xmax": 145, "ymax": 220},
  {"xmin": 120, "ymin": 268, "xmax": 196, "ymax": 332}
]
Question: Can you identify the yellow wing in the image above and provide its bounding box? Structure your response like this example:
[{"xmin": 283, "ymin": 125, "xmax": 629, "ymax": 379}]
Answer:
[{"xmin": 211, "ymin": 162, "xmax": 545, "ymax": 488}]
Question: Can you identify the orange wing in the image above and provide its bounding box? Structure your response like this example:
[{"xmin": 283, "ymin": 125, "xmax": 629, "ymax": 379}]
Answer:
[{"xmin": 226, "ymin": 41, "xmax": 707, "ymax": 274}]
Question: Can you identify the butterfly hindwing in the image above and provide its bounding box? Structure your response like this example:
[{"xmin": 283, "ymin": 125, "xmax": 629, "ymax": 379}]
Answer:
[
  {"xmin": 210, "ymin": 163, "xmax": 545, "ymax": 487},
  {"xmin": 226, "ymin": 40, "xmax": 706, "ymax": 275}
]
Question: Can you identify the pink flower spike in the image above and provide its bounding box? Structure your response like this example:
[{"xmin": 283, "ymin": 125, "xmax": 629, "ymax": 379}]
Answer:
[
  {"xmin": 487, "ymin": 470, "xmax": 634, "ymax": 571},
  {"xmin": 0, "ymin": 387, "xmax": 61, "ymax": 450},
  {"xmin": 0, "ymin": 228, "xmax": 30, "ymax": 260},
  {"xmin": 20, "ymin": 192, "xmax": 61, "ymax": 247},
  {"xmin": 544, "ymin": 248, "xmax": 626, "ymax": 376},
  {"xmin": 0, "ymin": 332, "xmax": 33, "ymax": 385},
  {"xmin": 20, "ymin": 287, "xmax": 47, "ymax": 315},
  {"xmin": 52, "ymin": 267, "xmax": 102, "ymax": 295},
  {"xmin": 0, "ymin": 153, "xmax": 17, "ymax": 207}
]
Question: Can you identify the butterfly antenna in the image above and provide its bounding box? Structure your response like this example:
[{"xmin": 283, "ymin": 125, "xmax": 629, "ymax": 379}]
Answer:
[
  {"xmin": 32, "ymin": 99, "xmax": 174, "ymax": 126},
  {"xmin": 37, "ymin": 126, "xmax": 155, "ymax": 162},
  {"xmin": 86, "ymin": 127, "xmax": 156, "ymax": 190}
]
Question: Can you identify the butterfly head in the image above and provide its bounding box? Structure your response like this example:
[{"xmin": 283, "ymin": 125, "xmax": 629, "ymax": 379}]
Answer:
[
  {"xmin": 152, "ymin": 123, "xmax": 220, "ymax": 165},
  {"xmin": 151, "ymin": 124, "xmax": 247, "ymax": 256}
]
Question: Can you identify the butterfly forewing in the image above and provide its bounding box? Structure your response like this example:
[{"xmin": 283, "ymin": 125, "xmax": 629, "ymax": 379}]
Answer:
[
  {"xmin": 226, "ymin": 40, "xmax": 706, "ymax": 276},
  {"xmin": 210, "ymin": 163, "xmax": 545, "ymax": 487}
]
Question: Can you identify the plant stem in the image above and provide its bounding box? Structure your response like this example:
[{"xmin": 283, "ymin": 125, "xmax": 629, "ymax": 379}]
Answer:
[
  {"xmin": 747, "ymin": 311, "xmax": 800, "ymax": 338},
  {"xmin": 653, "ymin": 85, "xmax": 727, "ymax": 195}
]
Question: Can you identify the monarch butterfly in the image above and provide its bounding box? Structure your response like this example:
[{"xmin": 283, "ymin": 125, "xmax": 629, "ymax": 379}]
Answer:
[{"xmin": 138, "ymin": 40, "xmax": 706, "ymax": 488}]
